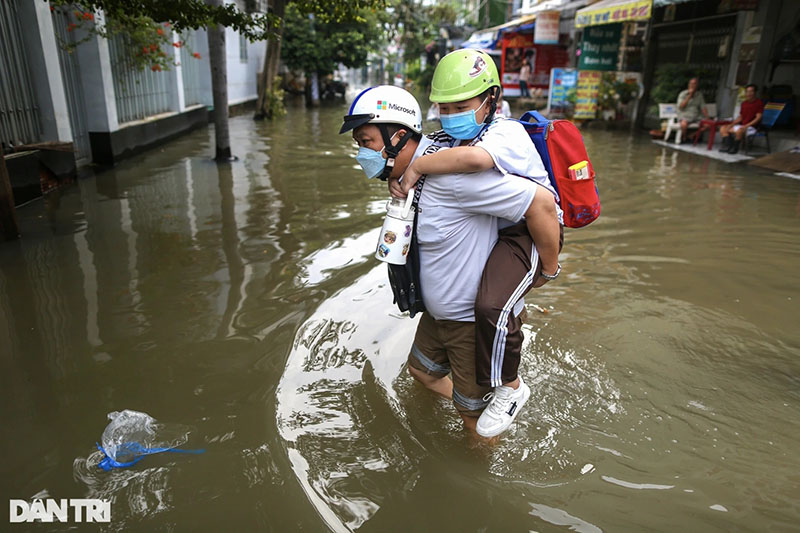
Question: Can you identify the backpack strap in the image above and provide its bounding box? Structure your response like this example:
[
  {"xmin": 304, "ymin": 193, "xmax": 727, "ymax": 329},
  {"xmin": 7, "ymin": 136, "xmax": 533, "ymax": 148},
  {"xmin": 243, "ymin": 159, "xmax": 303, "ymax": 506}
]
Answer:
[
  {"xmin": 407, "ymin": 176, "xmax": 426, "ymax": 317},
  {"xmin": 520, "ymin": 110, "xmax": 549, "ymax": 124},
  {"xmin": 411, "ymin": 175, "xmax": 425, "ymax": 208}
]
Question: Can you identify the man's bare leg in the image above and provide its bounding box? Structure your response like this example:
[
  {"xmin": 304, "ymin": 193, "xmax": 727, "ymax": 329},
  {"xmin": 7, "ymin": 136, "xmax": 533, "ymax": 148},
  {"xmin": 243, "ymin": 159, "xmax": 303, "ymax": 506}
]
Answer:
[
  {"xmin": 460, "ymin": 414, "xmax": 500, "ymax": 445},
  {"xmin": 460, "ymin": 413, "xmax": 479, "ymax": 432},
  {"xmin": 408, "ymin": 365, "xmax": 453, "ymax": 399}
]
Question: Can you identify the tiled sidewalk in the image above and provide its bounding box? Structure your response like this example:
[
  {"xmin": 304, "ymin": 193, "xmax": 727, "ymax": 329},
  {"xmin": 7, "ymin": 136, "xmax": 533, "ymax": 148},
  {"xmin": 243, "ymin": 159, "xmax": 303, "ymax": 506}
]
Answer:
[{"xmin": 651, "ymin": 139, "xmax": 755, "ymax": 163}]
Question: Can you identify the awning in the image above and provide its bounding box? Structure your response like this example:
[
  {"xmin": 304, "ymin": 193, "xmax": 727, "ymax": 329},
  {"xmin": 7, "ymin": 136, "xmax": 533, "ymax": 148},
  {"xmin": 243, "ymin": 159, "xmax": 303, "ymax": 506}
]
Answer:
[
  {"xmin": 461, "ymin": 30, "xmax": 501, "ymax": 50},
  {"xmin": 490, "ymin": 14, "xmax": 538, "ymax": 33},
  {"xmin": 462, "ymin": 14, "xmax": 538, "ymax": 50},
  {"xmin": 520, "ymin": 0, "xmax": 590, "ymax": 16},
  {"xmin": 653, "ymin": 0, "xmax": 697, "ymax": 6},
  {"xmin": 575, "ymin": 0, "xmax": 653, "ymax": 28}
]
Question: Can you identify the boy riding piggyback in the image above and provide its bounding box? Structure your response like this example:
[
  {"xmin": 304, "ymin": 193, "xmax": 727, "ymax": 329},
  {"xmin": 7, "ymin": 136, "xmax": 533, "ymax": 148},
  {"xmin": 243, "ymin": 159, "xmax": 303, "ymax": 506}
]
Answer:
[
  {"xmin": 396, "ymin": 49, "xmax": 563, "ymax": 437},
  {"xmin": 341, "ymin": 52, "xmax": 562, "ymax": 437}
]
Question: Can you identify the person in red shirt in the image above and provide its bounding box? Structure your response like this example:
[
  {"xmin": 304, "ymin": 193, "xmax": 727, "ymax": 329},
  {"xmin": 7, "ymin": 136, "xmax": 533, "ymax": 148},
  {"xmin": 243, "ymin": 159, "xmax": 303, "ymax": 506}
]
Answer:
[{"xmin": 719, "ymin": 84, "xmax": 764, "ymax": 154}]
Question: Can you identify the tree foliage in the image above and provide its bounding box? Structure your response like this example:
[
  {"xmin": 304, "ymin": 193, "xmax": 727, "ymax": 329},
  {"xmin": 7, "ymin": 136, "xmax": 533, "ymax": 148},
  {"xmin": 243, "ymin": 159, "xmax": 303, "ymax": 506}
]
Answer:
[
  {"xmin": 387, "ymin": 0, "xmax": 461, "ymax": 63},
  {"xmin": 46, "ymin": 0, "xmax": 386, "ymax": 72},
  {"xmin": 280, "ymin": 3, "xmax": 386, "ymax": 77},
  {"xmin": 651, "ymin": 64, "xmax": 716, "ymax": 106},
  {"xmin": 383, "ymin": 1, "xmax": 471, "ymax": 91},
  {"xmin": 48, "ymin": 0, "xmax": 278, "ymax": 40}
]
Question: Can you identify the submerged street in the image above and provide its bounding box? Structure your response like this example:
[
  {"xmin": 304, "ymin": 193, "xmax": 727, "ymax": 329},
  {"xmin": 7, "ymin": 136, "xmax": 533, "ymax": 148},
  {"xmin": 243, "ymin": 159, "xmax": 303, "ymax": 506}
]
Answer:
[{"xmin": 1, "ymin": 103, "xmax": 799, "ymax": 531}]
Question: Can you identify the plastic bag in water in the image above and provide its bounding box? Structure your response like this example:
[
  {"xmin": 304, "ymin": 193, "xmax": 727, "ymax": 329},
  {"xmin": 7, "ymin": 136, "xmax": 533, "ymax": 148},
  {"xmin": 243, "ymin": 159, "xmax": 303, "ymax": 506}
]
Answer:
[{"xmin": 96, "ymin": 410, "xmax": 204, "ymax": 471}]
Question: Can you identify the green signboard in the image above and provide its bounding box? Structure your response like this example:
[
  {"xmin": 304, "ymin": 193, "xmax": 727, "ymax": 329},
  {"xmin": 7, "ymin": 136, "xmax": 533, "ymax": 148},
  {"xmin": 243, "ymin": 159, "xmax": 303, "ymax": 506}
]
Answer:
[{"xmin": 578, "ymin": 23, "xmax": 621, "ymax": 71}]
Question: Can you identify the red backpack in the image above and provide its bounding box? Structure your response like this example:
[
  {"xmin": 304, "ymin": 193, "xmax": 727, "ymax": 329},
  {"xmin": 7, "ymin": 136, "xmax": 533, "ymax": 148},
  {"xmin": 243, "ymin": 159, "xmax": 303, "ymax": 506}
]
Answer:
[{"xmin": 518, "ymin": 111, "xmax": 600, "ymax": 228}]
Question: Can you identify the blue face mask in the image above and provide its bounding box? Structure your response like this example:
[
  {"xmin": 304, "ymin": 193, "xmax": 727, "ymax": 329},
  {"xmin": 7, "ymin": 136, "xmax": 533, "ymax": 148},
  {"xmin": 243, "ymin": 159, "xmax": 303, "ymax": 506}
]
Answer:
[
  {"xmin": 440, "ymin": 98, "xmax": 489, "ymax": 140},
  {"xmin": 355, "ymin": 132, "xmax": 398, "ymax": 179},
  {"xmin": 356, "ymin": 146, "xmax": 388, "ymax": 179}
]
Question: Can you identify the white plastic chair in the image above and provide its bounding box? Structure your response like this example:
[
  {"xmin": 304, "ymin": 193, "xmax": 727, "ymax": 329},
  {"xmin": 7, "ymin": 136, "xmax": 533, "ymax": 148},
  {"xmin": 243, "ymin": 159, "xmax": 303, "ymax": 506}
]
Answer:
[
  {"xmin": 659, "ymin": 103, "xmax": 679, "ymax": 142},
  {"xmin": 663, "ymin": 103, "xmax": 717, "ymax": 144}
]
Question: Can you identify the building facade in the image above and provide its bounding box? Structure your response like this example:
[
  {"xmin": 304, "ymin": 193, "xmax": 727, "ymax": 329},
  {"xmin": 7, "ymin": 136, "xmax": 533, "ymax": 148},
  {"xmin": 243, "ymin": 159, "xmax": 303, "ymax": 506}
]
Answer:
[{"xmin": 0, "ymin": 0, "xmax": 266, "ymax": 204}]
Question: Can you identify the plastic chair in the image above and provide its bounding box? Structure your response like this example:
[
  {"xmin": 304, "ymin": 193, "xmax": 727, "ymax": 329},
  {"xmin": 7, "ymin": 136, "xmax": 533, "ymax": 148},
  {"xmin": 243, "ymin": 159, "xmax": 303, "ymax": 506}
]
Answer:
[
  {"xmin": 663, "ymin": 103, "xmax": 714, "ymax": 144},
  {"xmin": 659, "ymin": 104, "xmax": 679, "ymax": 142},
  {"xmin": 745, "ymin": 102, "xmax": 785, "ymax": 154}
]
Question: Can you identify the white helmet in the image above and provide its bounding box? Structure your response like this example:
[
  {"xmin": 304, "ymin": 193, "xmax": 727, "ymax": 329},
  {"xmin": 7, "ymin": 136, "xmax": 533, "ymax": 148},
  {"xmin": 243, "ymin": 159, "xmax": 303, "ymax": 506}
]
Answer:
[
  {"xmin": 340, "ymin": 85, "xmax": 423, "ymax": 181},
  {"xmin": 339, "ymin": 85, "xmax": 422, "ymax": 134}
]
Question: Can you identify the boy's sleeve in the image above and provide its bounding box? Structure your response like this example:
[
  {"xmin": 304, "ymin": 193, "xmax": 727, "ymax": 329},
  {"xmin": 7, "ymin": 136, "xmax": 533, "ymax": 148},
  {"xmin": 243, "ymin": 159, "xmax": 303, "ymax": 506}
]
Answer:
[{"xmin": 476, "ymin": 119, "xmax": 548, "ymax": 179}]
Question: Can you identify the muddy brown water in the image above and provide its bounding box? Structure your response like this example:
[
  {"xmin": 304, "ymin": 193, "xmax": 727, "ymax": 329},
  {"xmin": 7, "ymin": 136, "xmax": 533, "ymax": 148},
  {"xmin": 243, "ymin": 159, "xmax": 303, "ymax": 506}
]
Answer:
[{"xmin": 1, "ymin": 104, "xmax": 799, "ymax": 531}]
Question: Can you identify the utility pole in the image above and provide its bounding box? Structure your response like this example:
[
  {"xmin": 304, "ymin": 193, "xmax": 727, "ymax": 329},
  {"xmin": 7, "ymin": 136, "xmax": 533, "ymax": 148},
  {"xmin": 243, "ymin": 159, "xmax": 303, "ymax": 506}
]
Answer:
[{"xmin": 0, "ymin": 145, "xmax": 20, "ymax": 241}]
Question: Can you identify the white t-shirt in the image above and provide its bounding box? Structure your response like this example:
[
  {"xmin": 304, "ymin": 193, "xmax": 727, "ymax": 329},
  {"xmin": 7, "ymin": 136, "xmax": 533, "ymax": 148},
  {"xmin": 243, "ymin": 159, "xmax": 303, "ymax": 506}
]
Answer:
[
  {"xmin": 476, "ymin": 118, "xmax": 558, "ymax": 201},
  {"xmin": 411, "ymin": 137, "xmax": 537, "ymax": 321},
  {"xmin": 428, "ymin": 118, "xmax": 563, "ymax": 224}
]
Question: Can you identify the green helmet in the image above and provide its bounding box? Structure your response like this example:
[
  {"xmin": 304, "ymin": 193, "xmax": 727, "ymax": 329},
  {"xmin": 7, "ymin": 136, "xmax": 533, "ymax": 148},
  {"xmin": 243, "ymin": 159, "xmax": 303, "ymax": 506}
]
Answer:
[{"xmin": 430, "ymin": 49, "xmax": 500, "ymax": 103}]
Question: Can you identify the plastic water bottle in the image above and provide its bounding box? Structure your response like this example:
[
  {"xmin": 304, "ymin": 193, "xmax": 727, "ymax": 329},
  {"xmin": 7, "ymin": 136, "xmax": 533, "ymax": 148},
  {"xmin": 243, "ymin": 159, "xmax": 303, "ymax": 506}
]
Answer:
[{"xmin": 375, "ymin": 194, "xmax": 415, "ymax": 265}]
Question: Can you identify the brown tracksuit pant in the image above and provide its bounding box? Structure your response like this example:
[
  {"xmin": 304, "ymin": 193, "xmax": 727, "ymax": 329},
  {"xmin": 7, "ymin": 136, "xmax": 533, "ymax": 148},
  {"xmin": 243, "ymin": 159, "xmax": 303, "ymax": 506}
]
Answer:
[{"xmin": 474, "ymin": 222, "xmax": 563, "ymax": 388}]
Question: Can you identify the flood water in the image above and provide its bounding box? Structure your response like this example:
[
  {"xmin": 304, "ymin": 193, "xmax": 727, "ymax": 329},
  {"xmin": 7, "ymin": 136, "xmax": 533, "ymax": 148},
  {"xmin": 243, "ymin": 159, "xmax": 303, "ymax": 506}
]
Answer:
[{"xmin": 1, "ymin": 102, "xmax": 799, "ymax": 531}]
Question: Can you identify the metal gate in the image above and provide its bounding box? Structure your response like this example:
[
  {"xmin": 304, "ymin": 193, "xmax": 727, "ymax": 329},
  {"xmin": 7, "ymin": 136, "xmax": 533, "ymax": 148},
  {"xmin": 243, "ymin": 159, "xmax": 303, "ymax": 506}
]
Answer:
[
  {"xmin": 653, "ymin": 16, "xmax": 736, "ymax": 89},
  {"xmin": 0, "ymin": 0, "xmax": 41, "ymax": 147},
  {"xmin": 51, "ymin": 6, "xmax": 91, "ymax": 164},
  {"xmin": 180, "ymin": 30, "xmax": 204, "ymax": 106},
  {"xmin": 108, "ymin": 33, "xmax": 171, "ymax": 124}
]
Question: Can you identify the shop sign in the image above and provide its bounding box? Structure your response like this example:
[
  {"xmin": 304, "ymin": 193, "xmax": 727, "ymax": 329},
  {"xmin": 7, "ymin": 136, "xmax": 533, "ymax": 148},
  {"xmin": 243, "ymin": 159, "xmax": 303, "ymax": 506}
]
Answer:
[
  {"xmin": 574, "ymin": 70, "xmax": 601, "ymax": 119},
  {"xmin": 575, "ymin": 0, "xmax": 651, "ymax": 28},
  {"xmin": 534, "ymin": 11, "xmax": 560, "ymax": 45},
  {"xmin": 578, "ymin": 24, "xmax": 621, "ymax": 71},
  {"xmin": 547, "ymin": 68, "xmax": 578, "ymax": 116}
]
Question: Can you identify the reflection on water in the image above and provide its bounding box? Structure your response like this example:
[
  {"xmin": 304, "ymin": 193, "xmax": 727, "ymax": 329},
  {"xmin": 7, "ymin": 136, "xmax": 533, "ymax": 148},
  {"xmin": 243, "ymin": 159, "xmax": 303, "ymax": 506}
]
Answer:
[
  {"xmin": 277, "ymin": 266, "xmax": 420, "ymax": 531},
  {"xmin": 1, "ymin": 106, "xmax": 799, "ymax": 531}
]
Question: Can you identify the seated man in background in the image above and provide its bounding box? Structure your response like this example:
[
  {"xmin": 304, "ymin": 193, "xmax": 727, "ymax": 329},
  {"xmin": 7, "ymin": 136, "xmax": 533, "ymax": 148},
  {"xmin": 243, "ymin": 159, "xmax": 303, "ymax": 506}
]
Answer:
[
  {"xmin": 676, "ymin": 77, "xmax": 709, "ymax": 142},
  {"xmin": 718, "ymin": 84, "xmax": 764, "ymax": 154}
]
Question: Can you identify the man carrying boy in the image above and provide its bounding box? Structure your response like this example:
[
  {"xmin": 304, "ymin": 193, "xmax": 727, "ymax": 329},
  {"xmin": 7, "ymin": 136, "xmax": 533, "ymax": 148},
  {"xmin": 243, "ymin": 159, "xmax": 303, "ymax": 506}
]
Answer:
[
  {"xmin": 341, "ymin": 59, "xmax": 561, "ymax": 437},
  {"xmin": 397, "ymin": 49, "xmax": 562, "ymax": 437}
]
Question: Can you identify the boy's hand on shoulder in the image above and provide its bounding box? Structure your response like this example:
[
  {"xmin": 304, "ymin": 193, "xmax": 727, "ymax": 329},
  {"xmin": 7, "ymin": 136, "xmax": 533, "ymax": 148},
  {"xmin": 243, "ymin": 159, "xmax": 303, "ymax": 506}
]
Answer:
[
  {"xmin": 388, "ymin": 177, "xmax": 406, "ymax": 199},
  {"xmin": 400, "ymin": 161, "xmax": 423, "ymax": 194}
]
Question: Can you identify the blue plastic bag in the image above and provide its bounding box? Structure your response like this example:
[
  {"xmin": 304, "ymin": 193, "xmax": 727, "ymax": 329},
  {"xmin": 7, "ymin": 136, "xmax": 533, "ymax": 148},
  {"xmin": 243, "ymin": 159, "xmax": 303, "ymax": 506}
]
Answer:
[{"xmin": 96, "ymin": 410, "xmax": 204, "ymax": 471}]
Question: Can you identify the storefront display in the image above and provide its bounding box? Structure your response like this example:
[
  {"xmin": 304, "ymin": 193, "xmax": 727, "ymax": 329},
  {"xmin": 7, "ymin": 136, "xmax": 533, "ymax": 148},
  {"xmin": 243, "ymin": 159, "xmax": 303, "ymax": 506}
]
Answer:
[{"xmin": 501, "ymin": 32, "xmax": 569, "ymax": 97}]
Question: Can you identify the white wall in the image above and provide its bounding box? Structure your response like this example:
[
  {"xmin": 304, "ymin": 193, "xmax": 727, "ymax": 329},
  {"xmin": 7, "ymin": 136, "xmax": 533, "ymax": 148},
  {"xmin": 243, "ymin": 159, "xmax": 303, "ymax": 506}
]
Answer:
[
  {"xmin": 17, "ymin": 0, "xmax": 73, "ymax": 142},
  {"xmin": 225, "ymin": 27, "xmax": 266, "ymax": 105}
]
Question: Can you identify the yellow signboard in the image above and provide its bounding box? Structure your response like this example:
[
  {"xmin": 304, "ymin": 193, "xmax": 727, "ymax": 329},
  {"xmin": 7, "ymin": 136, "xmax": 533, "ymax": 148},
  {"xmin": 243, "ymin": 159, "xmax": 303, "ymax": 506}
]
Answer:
[
  {"xmin": 575, "ymin": 0, "xmax": 652, "ymax": 28},
  {"xmin": 573, "ymin": 71, "xmax": 602, "ymax": 120}
]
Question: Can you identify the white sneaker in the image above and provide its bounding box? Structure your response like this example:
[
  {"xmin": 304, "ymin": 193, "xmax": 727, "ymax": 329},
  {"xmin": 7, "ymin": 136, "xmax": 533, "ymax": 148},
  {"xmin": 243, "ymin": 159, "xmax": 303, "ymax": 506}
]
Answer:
[{"xmin": 476, "ymin": 377, "xmax": 531, "ymax": 438}]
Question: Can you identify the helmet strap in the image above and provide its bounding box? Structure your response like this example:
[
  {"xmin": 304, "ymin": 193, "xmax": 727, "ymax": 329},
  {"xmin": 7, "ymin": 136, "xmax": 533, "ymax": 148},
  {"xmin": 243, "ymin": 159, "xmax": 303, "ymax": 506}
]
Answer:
[
  {"xmin": 484, "ymin": 86, "xmax": 499, "ymax": 125},
  {"xmin": 378, "ymin": 125, "xmax": 414, "ymax": 181}
]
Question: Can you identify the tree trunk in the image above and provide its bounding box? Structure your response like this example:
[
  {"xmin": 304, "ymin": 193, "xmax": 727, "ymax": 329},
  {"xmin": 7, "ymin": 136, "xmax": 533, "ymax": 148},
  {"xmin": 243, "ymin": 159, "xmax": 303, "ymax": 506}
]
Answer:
[
  {"xmin": 207, "ymin": 0, "xmax": 233, "ymax": 161},
  {"xmin": 0, "ymin": 146, "xmax": 20, "ymax": 241},
  {"xmin": 255, "ymin": 0, "xmax": 286, "ymax": 120}
]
